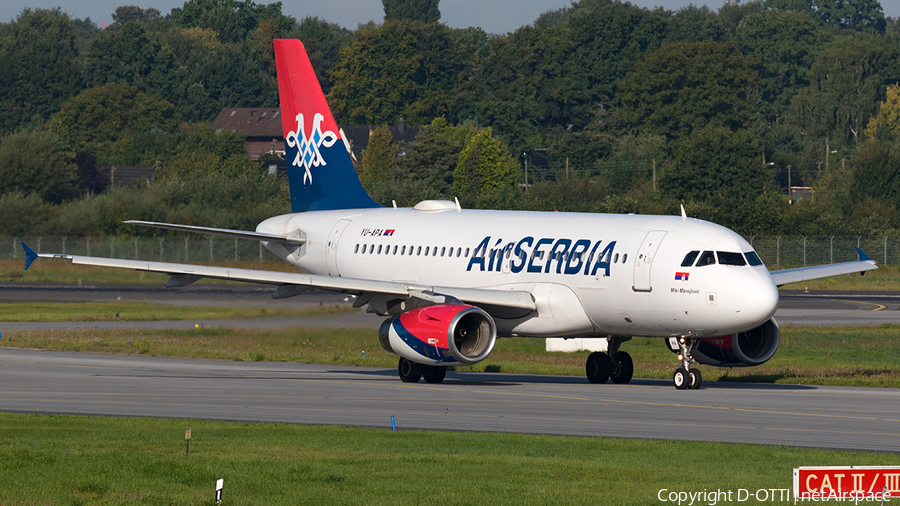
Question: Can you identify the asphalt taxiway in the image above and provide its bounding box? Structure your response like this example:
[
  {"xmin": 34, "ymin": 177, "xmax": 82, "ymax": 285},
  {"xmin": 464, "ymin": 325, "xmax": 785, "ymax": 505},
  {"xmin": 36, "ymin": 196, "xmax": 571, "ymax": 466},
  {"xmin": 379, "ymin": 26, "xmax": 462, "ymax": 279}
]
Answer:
[{"xmin": 1, "ymin": 283, "xmax": 899, "ymax": 452}]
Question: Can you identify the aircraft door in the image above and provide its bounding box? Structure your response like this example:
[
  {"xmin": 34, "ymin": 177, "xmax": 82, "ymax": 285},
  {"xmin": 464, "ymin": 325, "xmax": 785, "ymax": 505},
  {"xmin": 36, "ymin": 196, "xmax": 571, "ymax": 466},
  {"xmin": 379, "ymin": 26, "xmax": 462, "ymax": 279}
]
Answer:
[
  {"xmin": 632, "ymin": 230, "xmax": 667, "ymax": 292},
  {"xmin": 325, "ymin": 219, "xmax": 351, "ymax": 276}
]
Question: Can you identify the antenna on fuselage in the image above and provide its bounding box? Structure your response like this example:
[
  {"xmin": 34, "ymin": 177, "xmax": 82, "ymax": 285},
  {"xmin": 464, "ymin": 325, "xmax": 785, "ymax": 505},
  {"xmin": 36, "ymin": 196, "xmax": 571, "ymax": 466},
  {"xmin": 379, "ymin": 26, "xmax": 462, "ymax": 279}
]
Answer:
[
  {"xmin": 455, "ymin": 197, "xmax": 462, "ymax": 212},
  {"xmin": 680, "ymin": 204, "xmax": 687, "ymax": 221}
]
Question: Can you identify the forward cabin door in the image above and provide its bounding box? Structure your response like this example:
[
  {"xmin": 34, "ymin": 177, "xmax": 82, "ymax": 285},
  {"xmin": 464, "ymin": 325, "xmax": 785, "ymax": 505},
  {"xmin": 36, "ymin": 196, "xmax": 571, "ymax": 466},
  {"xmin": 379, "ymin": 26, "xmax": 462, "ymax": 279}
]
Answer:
[
  {"xmin": 632, "ymin": 230, "xmax": 667, "ymax": 292},
  {"xmin": 326, "ymin": 219, "xmax": 351, "ymax": 276}
]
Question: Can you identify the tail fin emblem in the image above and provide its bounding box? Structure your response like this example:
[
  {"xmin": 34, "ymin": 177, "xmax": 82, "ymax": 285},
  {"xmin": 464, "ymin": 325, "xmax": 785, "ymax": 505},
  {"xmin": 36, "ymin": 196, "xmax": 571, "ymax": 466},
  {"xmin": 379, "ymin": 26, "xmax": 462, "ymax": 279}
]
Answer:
[{"xmin": 285, "ymin": 112, "xmax": 338, "ymax": 185}]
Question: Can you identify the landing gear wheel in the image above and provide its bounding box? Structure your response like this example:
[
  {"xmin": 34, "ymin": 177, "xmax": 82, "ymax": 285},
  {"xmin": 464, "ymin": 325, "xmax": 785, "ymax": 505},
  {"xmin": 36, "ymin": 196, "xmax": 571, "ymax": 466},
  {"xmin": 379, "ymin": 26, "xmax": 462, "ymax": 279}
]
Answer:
[
  {"xmin": 673, "ymin": 368, "xmax": 689, "ymax": 390},
  {"xmin": 610, "ymin": 351, "xmax": 634, "ymax": 384},
  {"xmin": 688, "ymin": 368, "xmax": 702, "ymax": 390},
  {"xmin": 422, "ymin": 366, "xmax": 446, "ymax": 384},
  {"xmin": 398, "ymin": 358, "xmax": 423, "ymax": 383},
  {"xmin": 586, "ymin": 352, "xmax": 612, "ymax": 384}
]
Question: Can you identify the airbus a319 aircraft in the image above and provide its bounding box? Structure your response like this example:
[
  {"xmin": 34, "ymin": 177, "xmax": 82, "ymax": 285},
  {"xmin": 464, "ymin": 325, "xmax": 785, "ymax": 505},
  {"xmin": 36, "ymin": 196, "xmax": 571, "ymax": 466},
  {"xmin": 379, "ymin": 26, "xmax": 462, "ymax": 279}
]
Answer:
[{"xmin": 24, "ymin": 39, "xmax": 878, "ymax": 389}]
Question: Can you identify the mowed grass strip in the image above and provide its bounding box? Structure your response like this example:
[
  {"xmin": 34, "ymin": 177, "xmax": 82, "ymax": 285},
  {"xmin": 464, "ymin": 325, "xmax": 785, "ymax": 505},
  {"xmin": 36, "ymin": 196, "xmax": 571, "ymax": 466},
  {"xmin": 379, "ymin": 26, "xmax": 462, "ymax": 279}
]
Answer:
[
  {"xmin": 0, "ymin": 413, "xmax": 897, "ymax": 506},
  {"xmin": 3, "ymin": 324, "xmax": 900, "ymax": 387},
  {"xmin": 0, "ymin": 301, "xmax": 356, "ymax": 322}
]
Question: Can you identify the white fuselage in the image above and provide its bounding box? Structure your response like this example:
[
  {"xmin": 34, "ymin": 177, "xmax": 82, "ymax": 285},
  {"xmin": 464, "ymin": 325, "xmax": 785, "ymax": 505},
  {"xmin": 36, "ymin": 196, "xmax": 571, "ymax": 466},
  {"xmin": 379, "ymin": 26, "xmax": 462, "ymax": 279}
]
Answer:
[{"xmin": 257, "ymin": 203, "xmax": 779, "ymax": 339}]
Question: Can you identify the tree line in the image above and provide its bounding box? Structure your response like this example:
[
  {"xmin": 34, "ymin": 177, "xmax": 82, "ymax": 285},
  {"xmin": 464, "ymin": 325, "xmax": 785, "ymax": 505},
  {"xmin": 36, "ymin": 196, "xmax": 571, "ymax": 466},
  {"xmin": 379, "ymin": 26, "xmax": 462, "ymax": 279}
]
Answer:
[{"xmin": 1, "ymin": 0, "xmax": 900, "ymax": 239}]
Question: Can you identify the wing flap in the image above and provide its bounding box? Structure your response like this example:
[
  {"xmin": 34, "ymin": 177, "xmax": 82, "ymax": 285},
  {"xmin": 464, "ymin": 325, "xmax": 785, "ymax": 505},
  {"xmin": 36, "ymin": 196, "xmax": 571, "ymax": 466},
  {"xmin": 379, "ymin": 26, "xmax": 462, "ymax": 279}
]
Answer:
[{"xmin": 32, "ymin": 252, "xmax": 536, "ymax": 315}]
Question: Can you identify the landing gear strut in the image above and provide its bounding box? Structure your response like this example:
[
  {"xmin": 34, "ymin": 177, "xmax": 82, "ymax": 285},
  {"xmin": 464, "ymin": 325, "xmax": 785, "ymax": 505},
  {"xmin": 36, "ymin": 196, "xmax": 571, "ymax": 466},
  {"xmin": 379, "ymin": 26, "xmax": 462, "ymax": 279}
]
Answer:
[
  {"xmin": 673, "ymin": 337, "xmax": 702, "ymax": 390},
  {"xmin": 585, "ymin": 337, "xmax": 633, "ymax": 384}
]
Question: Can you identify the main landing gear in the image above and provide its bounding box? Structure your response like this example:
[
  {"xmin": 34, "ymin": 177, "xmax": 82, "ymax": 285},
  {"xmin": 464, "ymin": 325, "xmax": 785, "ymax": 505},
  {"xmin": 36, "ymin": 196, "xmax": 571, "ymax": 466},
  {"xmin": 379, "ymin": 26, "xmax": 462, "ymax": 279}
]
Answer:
[
  {"xmin": 585, "ymin": 337, "xmax": 634, "ymax": 384},
  {"xmin": 398, "ymin": 358, "xmax": 446, "ymax": 384},
  {"xmin": 672, "ymin": 337, "xmax": 702, "ymax": 390}
]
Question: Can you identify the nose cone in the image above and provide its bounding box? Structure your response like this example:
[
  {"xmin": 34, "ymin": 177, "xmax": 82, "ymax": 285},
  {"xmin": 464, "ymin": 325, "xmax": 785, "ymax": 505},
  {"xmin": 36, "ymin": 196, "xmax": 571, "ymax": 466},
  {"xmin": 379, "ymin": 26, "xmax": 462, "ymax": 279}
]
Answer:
[{"xmin": 732, "ymin": 272, "xmax": 779, "ymax": 326}]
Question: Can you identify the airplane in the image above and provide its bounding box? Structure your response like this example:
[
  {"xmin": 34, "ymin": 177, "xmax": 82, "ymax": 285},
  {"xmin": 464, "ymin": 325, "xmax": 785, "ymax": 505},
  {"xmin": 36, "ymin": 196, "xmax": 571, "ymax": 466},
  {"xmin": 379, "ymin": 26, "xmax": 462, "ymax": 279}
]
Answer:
[{"xmin": 22, "ymin": 39, "xmax": 878, "ymax": 389}]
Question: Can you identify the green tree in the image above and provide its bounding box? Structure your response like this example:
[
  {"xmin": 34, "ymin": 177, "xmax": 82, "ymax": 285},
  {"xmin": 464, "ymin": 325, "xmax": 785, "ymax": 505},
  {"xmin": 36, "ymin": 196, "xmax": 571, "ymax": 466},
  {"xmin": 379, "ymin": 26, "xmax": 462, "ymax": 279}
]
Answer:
[
  {"xmin": 170, "ymin": 0, "xmax": 294, "ymax": 44},
  {"xmin": 864, "ymin": 83, "xmax": 900, "ymax": 140},
  {"xmin": 82, "ymin": 21, "xmax": 176, "ymax": 97},
  {"xmin": 0, "ymin": 130, "xmax": 78, "ymax": 204},
  {"xmin": 764, "ymin": 0, "xmax": 886, "ymax": 35},
  {"xmin": 850, "ymin": 138, "xmax": 900, "ymax": 206},
  {"xmin": 155, "ymin": 122, "xmax": 260, "ymax": 180},
  {"xmin": 665, "ymin": 5, "xmax": 725, "ymax": 43},
  {"xmin": 329, "ymin": 20, "xmax": 470, "ymax": 125},
  {"xmin": 733, "ymin": 9, "xmax": 831, "ymax": 125},
  {"xmin": 383, "ymin": 0, "xmax": 440, "ymax": 23},
  {"xmin": 0, "ymin": 8, "xmax": 83, "ymax": 132},
  {"xmin": 47, "ymin": 84, "xmax": 181, "ymax": 164},
  {"xmin": 659, "ymin": 124, "xmax": 781, "ymax": 233},
  {"xmin": 616, "ymin": 41, "xmax": 761, "ymax": 141},
  {"xmin": 787, "ymin": 35, "xmax": 897, "ymax": 147},
  {"xmin": 359, "ymin": 126, "xmax": 397, "ymax": 190},
  {"xmin": 453, "ymin": 127, "xmax": 515, "ymax": 202}
]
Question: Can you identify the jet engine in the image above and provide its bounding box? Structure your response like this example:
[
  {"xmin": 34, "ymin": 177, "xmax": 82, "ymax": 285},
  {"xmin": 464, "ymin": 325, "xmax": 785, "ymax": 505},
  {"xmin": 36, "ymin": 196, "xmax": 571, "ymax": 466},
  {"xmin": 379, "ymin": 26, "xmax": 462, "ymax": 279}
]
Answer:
[
  {"xmin": 379, "ymin": 304, "xmax": 497, "ymax": 365},
  {"xmin": 667, "ymin": 318, "xmax": 780, "ymax": 367}
]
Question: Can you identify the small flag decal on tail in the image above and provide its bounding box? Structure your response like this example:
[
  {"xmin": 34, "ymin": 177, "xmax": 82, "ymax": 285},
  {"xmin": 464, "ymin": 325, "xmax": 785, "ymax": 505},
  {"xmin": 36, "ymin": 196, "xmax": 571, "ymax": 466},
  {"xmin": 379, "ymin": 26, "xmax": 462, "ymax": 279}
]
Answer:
[
  {"xmin": 674, "ymin": 272, "xmax": 690, "ymax": 284},
  {"xmin": 383, "ymin": 229, "xmax": 395, "ymax": 236}
]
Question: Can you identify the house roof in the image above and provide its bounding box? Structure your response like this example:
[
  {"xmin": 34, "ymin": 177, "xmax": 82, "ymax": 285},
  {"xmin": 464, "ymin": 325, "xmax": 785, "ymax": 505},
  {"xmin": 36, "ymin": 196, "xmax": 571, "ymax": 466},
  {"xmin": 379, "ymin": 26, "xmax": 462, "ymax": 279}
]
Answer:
[{"xmin": 211, "ymin": 108, "xmax": 283, "ymax": 138}]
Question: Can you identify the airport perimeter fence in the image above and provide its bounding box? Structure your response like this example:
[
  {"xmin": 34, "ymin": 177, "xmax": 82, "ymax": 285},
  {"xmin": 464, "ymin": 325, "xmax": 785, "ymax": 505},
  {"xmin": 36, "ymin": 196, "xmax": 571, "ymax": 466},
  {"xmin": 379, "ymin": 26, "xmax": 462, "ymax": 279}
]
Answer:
[{"xmin": 0, "ymin": 235, "xmax": 896, "ymax": 268}]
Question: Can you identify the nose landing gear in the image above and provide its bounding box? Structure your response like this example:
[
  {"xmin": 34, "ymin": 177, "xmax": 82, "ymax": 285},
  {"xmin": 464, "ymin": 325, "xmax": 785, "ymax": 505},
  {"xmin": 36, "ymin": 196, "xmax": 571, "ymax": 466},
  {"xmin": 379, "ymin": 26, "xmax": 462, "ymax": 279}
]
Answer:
[{"xmin": 673, "ymin": 337, "xmax": 702, "ymax": 390}]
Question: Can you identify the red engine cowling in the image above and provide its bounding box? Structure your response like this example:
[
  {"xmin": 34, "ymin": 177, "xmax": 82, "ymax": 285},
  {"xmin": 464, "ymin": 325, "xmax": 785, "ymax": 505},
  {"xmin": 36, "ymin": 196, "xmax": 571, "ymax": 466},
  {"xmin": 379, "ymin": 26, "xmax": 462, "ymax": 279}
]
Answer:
[
  {"xmin": 667, "ymin": 318, "xmax": 781, "ymax": 367},
  {"xmin": 379, "ymin": 304, "xmax": 497, "ymax": 365}
]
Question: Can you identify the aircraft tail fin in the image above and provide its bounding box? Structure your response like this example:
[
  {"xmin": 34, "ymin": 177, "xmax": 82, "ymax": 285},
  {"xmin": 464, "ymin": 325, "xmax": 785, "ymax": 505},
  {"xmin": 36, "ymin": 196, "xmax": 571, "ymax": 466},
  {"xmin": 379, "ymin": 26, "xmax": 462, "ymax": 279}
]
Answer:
[{"xmin": 274, "ymin": 39, "xmax": 379, "ymax": 212}]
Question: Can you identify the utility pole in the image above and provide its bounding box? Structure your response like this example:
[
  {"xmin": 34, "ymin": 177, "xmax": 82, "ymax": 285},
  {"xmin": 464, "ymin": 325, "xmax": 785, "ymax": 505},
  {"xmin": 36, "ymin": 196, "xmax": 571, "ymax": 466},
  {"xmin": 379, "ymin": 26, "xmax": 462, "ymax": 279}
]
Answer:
[
  {"xmin": 787, "ymin": 164, "xmax": 792, "ymax": 203},
  {"xmin": 652, "ymin": 159, "xmax": 657, "ymax": 192},
  {"xmin": 825, "ymin": 137, "xmax": 830, "ymax": 172},
  {"xmin": 565, "ymin": 157, "xmax": 569, "ymax": 179}
]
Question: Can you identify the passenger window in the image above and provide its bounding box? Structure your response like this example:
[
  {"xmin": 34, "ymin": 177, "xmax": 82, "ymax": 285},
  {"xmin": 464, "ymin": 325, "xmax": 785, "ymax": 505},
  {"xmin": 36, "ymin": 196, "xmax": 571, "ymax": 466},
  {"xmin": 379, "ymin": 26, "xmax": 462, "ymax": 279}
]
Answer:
[
  {"xmin": 622, "ymin": 253, "xmax": 627, "ymax": 264},
  {"xmin": 355, "ymin": 244, "xmax": 360, "ymax": 254},
  {"xmin": 432, "ymin": 247, "xmax": 438, "ymax": 256},
  {"xmin": 441, "ymin": 247, "xmax": 446, "ymax": 256},
  {"xmin": 424, "ymin": 246, "xmax": 430, "ymax": 256},
  {"xmin": 681, "ymin": 251, "xmax": 699, "ymax": 267},
  {"xmin": 377, "ymin": 245, "xmax": 382, "ymax": 254},
  {"xmin": 392, "ymin": 245, "xmax": 398, "ymax": 255},
  {"xmin": 745, "ymin": 251, "xmax": 763, "ymax": 266},
  {"xmin": 417, "ymin": 246, "xmax": 422, "ymax": 256},
  {"xmin": 696, "ymin": 251, "xmax": 716, "ymax": 267},
  {"xmin": 718, "ymin": 251, "xmax": 746, "ymax": 266},
  {"xmin": 614, "ymin": 253, "xmax": 619, "ymax": 263},
  {"xmin": 401, "ymin": 245, "xmax": 406, "ymax": 255},
  {"xmin": 465, "ymin": 248, "xmax": 470, "ymax": 257}
]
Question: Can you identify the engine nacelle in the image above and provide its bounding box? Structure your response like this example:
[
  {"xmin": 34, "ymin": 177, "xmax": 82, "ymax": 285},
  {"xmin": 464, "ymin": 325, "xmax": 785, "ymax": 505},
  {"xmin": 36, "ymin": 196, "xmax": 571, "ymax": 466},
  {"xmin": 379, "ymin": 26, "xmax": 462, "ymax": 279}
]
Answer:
[
  {"xmin": 379, "ymin": 304, "xmax": 497, "ymax": 366},
  {"xmin": 666, "ymin": 318, "xmax": 781, "ymax": 367}
]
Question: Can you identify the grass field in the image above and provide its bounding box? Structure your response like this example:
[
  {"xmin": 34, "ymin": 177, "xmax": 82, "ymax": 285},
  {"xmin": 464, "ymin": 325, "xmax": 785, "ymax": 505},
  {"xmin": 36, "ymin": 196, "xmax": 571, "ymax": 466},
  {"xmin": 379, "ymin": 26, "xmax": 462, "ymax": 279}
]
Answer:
[
  {"xmin": 0, "ymin": 413, "xmax": 897, "ymax": 505},
  {"xmin": 3, "ymin": 323, "xmax": 899, "ymax": 387}
]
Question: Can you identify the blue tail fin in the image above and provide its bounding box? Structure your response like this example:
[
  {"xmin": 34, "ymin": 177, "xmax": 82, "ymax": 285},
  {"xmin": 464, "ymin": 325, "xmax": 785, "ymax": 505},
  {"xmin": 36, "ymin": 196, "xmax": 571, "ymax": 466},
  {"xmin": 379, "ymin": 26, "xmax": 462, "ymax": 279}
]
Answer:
[{"xmin": 274, "ymin": 39, "xmax": 380, "ymax": 213}]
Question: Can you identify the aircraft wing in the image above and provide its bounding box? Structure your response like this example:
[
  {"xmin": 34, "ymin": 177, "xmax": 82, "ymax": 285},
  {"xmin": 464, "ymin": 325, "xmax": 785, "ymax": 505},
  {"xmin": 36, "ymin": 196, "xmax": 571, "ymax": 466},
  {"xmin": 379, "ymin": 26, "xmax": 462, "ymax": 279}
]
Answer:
[
  {"xmin": 23, "ymin": 245, "xmax": 535, "ymax": 318},
  {"xmin": 768, "ymin": 248, "xmax": 878, "ymax": 287},
  {"xmin": 121, "ymin": 220, "xmax": 306, "ymax": 245}
]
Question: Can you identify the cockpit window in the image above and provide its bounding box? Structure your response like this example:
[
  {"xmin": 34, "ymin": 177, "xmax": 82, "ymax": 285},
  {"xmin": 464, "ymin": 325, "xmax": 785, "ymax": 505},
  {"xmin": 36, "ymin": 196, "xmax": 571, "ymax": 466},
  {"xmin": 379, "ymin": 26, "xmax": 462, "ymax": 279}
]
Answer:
[
  {"xmin": 745, "ymin": 251, "xmax": 763, "ymax": 266},
  {"xmin": 695, "ymin": 251, "xmax": 716, "ymax": 267},
  {"xmin": 717, "ymin": 251, "xmax": 746, "ymax": 266},
  {"xmin": 681, "ymin": 251, "xmax": 700, "ymax": 267}
]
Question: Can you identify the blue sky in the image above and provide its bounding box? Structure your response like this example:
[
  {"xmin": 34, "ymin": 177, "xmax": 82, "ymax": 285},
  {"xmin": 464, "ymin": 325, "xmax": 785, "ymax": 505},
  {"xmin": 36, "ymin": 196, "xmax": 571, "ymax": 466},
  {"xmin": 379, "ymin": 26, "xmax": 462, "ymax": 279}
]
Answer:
[{"xmin": 3, "ymin": 0, "xmax": 898, "ymax": 33}]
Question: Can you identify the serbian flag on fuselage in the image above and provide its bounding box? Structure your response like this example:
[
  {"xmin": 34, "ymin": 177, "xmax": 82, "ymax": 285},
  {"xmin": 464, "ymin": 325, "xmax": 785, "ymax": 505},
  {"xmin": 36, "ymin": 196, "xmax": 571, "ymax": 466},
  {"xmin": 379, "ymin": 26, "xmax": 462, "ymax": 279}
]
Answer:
[{"xmin": 674, "ymin": 272, "xmax": 690, "ymax": 284}]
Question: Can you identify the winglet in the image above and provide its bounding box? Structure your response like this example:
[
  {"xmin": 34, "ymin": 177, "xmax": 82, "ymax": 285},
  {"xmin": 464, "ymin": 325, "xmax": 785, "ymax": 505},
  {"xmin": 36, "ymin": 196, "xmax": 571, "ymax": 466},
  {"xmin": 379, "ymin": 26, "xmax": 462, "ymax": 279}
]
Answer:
[
  {"xmin": 857, "ymin": 248, "xmax": 874, "ymax": 263},
  {"xmin": 21, "ymin": 241, "xmax": 38, "ymax": 270}
]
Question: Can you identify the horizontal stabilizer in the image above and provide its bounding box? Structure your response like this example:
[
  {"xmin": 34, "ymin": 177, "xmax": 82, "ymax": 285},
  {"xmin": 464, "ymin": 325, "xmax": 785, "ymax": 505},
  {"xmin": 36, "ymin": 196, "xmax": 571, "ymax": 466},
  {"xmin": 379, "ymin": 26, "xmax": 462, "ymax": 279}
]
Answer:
[{"xmin": 123, "ymin": 220, "xmax": 305, "ymax": 245}]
